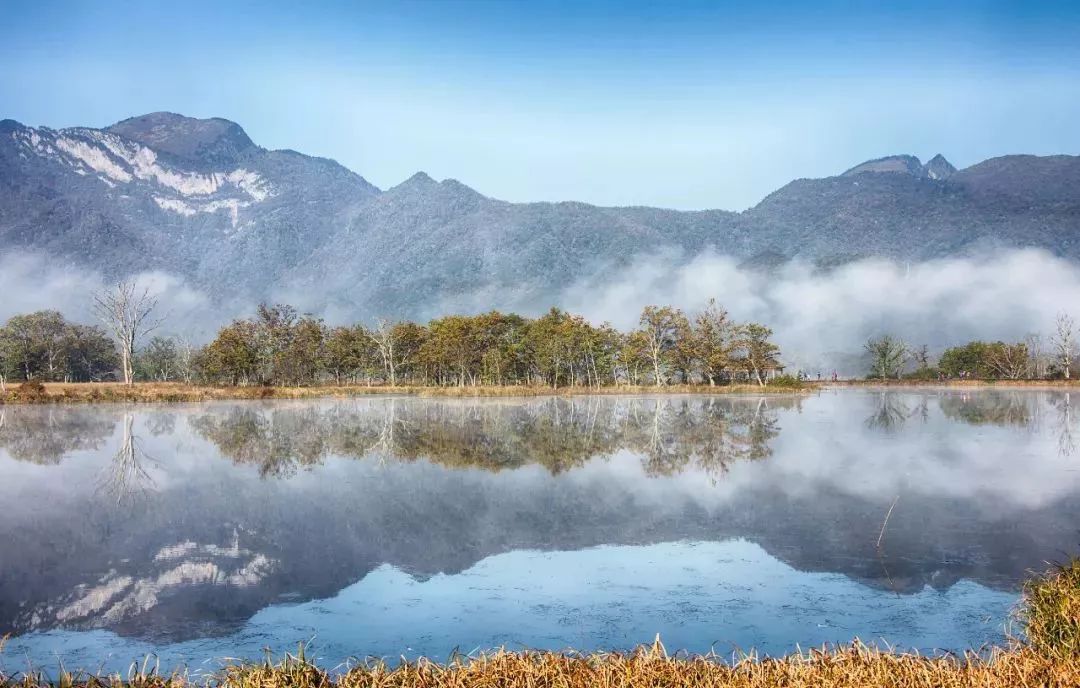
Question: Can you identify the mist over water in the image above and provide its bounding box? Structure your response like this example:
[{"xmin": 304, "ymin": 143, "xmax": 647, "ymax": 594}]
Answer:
[
  {"xmin": 3, "ymin": 247, "xmax": 1079, "ymax": 374},
  {"xmin": 0, "ymin": 389, "xmax": 1077, "ymax": 672}
]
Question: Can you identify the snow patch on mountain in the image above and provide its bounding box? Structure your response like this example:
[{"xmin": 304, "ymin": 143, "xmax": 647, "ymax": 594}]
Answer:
[
  {"xmin": 153, "ymin": 196, "xmax": 250, "ymax": 227},
  {"xmin": 25, "ymin": 126, "xmax": 275, "ymax": 203},
  {"xmin": 54, "ymin": 135, "xmax": 134, "ymax": 182}
]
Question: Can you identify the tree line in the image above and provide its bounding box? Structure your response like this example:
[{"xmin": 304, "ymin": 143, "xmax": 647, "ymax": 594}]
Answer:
[
  {"xmin": 865, "ymin": 313, "xmax": 1079, "ymax": 381},
  {"xmin": 0, "ymin": 287, "xmax": 786, "ymax": 389},
  {"xmin": 194, "ymin": 300, "xmax": 785, "ymax": 388}
]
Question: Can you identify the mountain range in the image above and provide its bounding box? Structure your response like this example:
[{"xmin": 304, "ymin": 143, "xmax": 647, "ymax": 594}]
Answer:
[{"xmin": 2, "ymin": 111, "xmax": 1079, "ymax": 319}]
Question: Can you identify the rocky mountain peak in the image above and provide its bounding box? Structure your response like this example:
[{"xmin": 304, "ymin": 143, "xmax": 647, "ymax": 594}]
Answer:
[
  {"xmin": 842, "ymin": 155, "xmax": 925, "ymax": 178},
  {"xmin": 106, "ymin": 112, "xmax": 256, "ymax": 165},
  {"xmin": 842, "ymin": 153, "xmax": 957, "ymax": 181},
  {"xmin": 922, "ymin": 153, "xmax": 957, "ymax": 180}
]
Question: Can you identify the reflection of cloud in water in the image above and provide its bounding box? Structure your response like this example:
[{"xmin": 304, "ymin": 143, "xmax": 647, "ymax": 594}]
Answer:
[{"xmin": 0, "ymin": 390, "xmax": 1078, "ymax": 653}]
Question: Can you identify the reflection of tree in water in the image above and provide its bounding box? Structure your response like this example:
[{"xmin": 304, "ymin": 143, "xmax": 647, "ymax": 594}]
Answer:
[
  {"xmin": 0, "ymin": 407, "xmax": 114, "ymax": 464},
  {"xmin": 145, "ymin": 412, "xmax": 177, "ymax": 437},
  {"xmin": 96, "ymin": 413, "xmax": 158, "ymax": 505},
  {"xmin": 938, "ymin": 392, "xmax": 1037, "ymax": 428},
  {"xmin": 190, "ymin": 406, "xmax": 330, "ymax": 478},
  {"xmin": 864, "ymin": 393, "xmax": 919, "ymax": 434},
  {"xmin": 635, "ymin": 397, "xmax": 780, "ymax": 478},
  {"xmin": 190, "ymin": 397, "xmax": 796, "ymax": 479},
  {"xmin": 1048, "ymin": 393, "xmax": 1076, "ymax": 457}
]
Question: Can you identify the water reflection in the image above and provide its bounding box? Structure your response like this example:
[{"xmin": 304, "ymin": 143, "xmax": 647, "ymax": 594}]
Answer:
[
  {"xmin": 0, "ymin": 390, "xmax": 1077, "ymax": 666},
  {"xmin": 189, "ymin": 396, "xmax": 789, "ymax": 479},
  {"xmin": 96, "ymin": 414, "xmax": 158, "ymax": 505},
  {"xmin": 0, "ymin": 406, "xmax": 113, "ymax": 464}
]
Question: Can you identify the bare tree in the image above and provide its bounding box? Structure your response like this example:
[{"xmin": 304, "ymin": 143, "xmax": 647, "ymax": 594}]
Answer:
[
  {"xmin": 366, "ymin": 318, "xmax": 399, "ymax": 386},
  {"xmin": 911, "ymin": 344, "xmax": 931, "ymax": 370},
  {"xmin": 175, "ymin": 335, "xmax": 197, "ymax": 383},
  {"xmin": 93, "ymin": 280, "xmax": 163, "ymax": 385},
  {"xmin": 96, "ymin": 413, "xmax": 157, "ymax": 505},
  {"xmin": 985, "ymin": 342, "xmax": 1029, "ymax": 380},
  {"xmin": 1025, "ymin": 333, "xmax": 1047, "ymax": 379},
  {"xmin": 1052, "ymin": 313, "xmax": 1076, "ymax": 380}
]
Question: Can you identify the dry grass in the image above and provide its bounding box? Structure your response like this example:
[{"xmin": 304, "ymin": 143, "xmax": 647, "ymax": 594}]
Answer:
[
  {"xmin": 830, "ymin": 378, "xmax": 1080, "ymax": 389},
  {"xmin": 1, "ymin": 559, "xmax": 1078, "ymax": 687},
  {"xmin": 0, "ymin": 382, "xmax": 807, "ymax": 405},
  {"xmin": 1, "ymin": 644, "xmax": 1077, "ymax": 688}
]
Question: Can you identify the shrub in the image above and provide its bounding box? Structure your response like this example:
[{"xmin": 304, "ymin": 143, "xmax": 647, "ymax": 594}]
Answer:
[
  {"xmin": 1023, "ymin": 558, "xmax": 1080, "ymax": 659},
  {"xmin": 768, "ymin": 374, "xmax": 805, "ymax": 389},
  {"xmin": 12, "ymin": 379, "xmax": 48, "ymax": 402},
  {"xmin": 903, "ymin": 367, "xmax": 941, "ymax": 381}
]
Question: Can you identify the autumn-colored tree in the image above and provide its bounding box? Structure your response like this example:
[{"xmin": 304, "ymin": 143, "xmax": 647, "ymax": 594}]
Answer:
[
  {"xmin": 636, "ymin": 305, "xmax": 687, "ymax": 385},
  {"xmin": 325, "ymin": 325, "xmax": 379, "ymax": 384},
  {"xmin": 693, "ymin": 299, "xmax": 736, "ymax": 386},
  {"xmin": 196, "ymin": 320, "xmax": 260, "ymax": 385},
  {"xmin": 736, "ymin": 323, "xmax": 781, "ymax": 386}
]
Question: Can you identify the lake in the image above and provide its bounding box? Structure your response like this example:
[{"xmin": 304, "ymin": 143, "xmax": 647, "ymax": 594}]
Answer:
[{"xmin": 0, "ymin": 389, "xmax": 1077, "ymax": 674}]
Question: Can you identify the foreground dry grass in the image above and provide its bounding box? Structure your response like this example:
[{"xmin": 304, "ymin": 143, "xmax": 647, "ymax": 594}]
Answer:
[
  {"xmin": 2, "ymin": 561, "xmax": 1078, "ymax": 687},
  {"xmin": 0, "ymin": 381, "xmax": 806, "ymax": 405},
  {"xmin": 0, "ymin": 645, "xmax": 1077, "ymax": 688}
]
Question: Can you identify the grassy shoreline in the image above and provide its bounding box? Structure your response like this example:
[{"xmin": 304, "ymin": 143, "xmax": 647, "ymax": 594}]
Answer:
[
  {"xmin": 0, "ymin": 381, "xmax": 810, "ymax": 405},
  {"xmin": 1, "ymin": 560, "xmax": 1077, "ymax": 687},
  {"xmin": 4, "ymin": 378, "xmax": 1080, "ymax": 405}
]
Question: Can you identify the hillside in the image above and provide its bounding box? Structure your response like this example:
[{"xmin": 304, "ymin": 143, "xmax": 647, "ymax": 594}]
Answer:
[{"xmin": 2, "ymin": 113, "xmax": 1079, "ymax": 318}]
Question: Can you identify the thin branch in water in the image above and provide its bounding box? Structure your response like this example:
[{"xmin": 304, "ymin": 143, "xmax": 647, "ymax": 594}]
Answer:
[{"xmin": 877, "ymin": 494, "xmax": 900, "ymax": 550}]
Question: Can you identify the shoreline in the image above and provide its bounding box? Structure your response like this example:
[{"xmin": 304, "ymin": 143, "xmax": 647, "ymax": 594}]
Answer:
[
  {"xmin": 0, "ymin": 381, "xmax": 810, "ymax": 405},
  {"xmin": 3, "ymin": 378, "xmax": 1080, "ymax": 405}
]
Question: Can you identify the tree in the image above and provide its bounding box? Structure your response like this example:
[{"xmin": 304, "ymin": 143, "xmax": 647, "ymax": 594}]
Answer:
[
  {"xmin": 325, "ymin": 325, "xmax": 379, "ymax": 384},
  {"xmin": 1052, "ymin": 313, "xmax": 1076, "ymax": 379},
  {"xmin": 865, "ymin": 334, "xmax": 909, "ymax": 380},
  {"xmin": 197, "ymin": 320, "xmax": 259, "ymax": 385},
  {"xmin": 984, "ymin": 341, "xmax": 1029, "ymax": 380},
  {"xmin": 0, "ymin": 312, "xmax": 46, "ymax": 381},
  {"xmin": 912, "ymin": 344, "xmax": 931, "ymax": 371},
  {"xmin": 636, "ymin": 306, "xmax": 686, "ymax": 386},
  {"xmin": 694, "ymin": 299, "xmax": 736, "ymax": 385},
  {"xmin": 93, "ymin": 280, "xmax": 162, "ymax": 385},
  {"xmin": 253, "ymin": 304, "xmax": 299, "ymax": 384},
  {"xmin": 366, "ymin": 318, "xmax": 402, "ymax": 385},
  {"xmin": 64, "ymin": 324, "xmax": 120, "ymax": 382},
  {"xmin": 423, "ymin": 315, "xmax": 482, "ymax": 386},
  {"xmin": 136, "ymin": 336, "xmax": 180, "ymax": 381},
  {"xmin": 282, "ymin": 315, "xmax": 327, "ymax": 385},
  {"xmin": 0, "ymin": 311, "xmax": 117, "ymax": 384},
  {"xmin": 737, "ymin": 323, "xmax": 781, "ymax": 386},
  {"xmin": 939, "ymin": 341, "xmax": 990, "ymax": 378},
  {"xmin": 1025, "ymin": 333, "xmax": 1047, "ymax": 379}
]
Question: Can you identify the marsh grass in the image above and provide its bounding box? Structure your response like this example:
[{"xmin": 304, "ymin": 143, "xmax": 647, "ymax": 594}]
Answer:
[
  {"xmin": 0, "ymin": 382, "xmax": 807, "ymax": 405},
  {"xmin": 3, "ymin": 560, "xmax": 1079, "ymax": 687},
  {"xmin": 1023, "ymin": 558, "xmax": 1080, "ymax": 660}
]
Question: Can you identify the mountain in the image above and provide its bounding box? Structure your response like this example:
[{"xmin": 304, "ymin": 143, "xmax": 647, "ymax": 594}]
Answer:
[
  {"xmin": 0, "ymin": 113, "xmax": 379, "ymax": 299},
  {"xmin": 2, "ymin": 112, "xmax": 1079, "ymax": 319}
]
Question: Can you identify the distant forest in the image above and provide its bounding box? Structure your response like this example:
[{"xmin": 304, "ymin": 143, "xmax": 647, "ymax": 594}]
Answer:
[
  {"xmin": 0, "ymin": 281, "xmax": 1075, "ymax": 389},
  {"xmin": 0, "ymin": 292, "xmax": 783, "ymax": 388}
]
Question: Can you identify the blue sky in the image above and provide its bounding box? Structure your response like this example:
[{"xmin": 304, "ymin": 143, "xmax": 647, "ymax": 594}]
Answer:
[{"xmin": 3, "ymin": 1, "xmax": 1079, "ymax": 209}]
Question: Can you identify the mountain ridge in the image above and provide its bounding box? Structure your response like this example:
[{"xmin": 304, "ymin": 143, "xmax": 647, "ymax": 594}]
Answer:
[{"xmin": 2, "ymin": 112, "xmax": 1079, "ymax": 319}]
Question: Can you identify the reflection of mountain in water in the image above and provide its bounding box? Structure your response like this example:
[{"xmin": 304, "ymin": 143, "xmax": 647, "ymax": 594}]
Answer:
[{"xmin": 0, "ymin": 392, "xmax": 1078, "ymax": 644}]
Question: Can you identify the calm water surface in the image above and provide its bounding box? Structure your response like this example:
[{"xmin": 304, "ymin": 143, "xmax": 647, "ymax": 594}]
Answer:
[{"xmin": 1, "ymin": 389, "xmax": 1078, "ymax": 673}]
